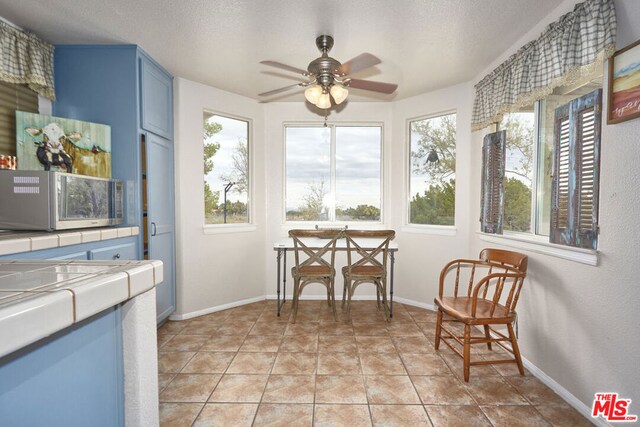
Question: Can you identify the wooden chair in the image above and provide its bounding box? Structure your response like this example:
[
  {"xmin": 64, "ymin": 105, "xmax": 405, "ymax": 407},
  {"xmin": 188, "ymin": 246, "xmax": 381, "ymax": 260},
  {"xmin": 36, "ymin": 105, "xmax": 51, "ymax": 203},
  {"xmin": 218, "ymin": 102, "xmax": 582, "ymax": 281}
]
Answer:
[
  {"xmin": 342, "ymin": 230, "xmax": 395, "ymax": 321},
  {"xmin": 289, "ymin": 229, "xmax": 342, "ymax": 323},
  {"xmin": 434, "ymin": 248, "xmax": 528, "ymax": 381}
]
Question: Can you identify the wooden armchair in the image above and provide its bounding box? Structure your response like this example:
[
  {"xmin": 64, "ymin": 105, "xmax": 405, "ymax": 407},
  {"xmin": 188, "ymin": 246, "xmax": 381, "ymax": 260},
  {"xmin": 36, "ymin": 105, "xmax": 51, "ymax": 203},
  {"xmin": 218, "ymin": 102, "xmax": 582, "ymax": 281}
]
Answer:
[
  {"xmin": 289, "ymin": 229, "xmax": 343, "ymax": 323},
  {"xmin": 342, "ymin": 230, "xmax": 395, "ymax": 321},
  {"xmin": 434, "ymin": 248, "xmax": 528, "ymax": 381}
]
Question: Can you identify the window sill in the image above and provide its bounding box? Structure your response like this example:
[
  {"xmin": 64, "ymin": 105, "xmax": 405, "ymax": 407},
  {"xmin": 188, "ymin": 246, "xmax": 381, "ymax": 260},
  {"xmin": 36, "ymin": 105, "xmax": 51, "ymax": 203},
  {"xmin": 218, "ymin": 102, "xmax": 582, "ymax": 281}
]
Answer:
[
  {"xmin": 477, "ymin": 231, "xmax": 598, "ymax": 266},
  {"xmin": 401, "ymin": 225, "xmax": 457, "ymax": 236},
  {"xmin": 203, "ymin": 224, "xmax": 257, "ymax": 235}
]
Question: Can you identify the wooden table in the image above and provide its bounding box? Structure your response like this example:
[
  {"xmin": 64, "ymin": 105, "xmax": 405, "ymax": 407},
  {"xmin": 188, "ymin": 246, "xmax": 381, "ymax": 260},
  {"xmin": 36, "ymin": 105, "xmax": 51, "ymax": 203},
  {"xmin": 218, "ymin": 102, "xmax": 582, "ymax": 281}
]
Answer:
[{"xmin": 273, "ymin": 237, "xmax": 399, "ymax": 318}]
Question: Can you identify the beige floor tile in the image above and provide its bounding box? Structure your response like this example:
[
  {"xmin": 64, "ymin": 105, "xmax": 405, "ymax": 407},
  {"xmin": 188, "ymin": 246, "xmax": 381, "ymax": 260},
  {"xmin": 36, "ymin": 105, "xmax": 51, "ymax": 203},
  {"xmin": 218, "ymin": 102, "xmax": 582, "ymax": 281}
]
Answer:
[
  {"xmin": 356, "ymin": 336, "xmax": 397, "ymax": 353},
  {"xmin": 198, "ymin": 311, "xmax": 231, "ymax": 322},
  {"xmin": 392, "ymin": 336, "xmax": 435, "ymax": 354},
  {"xmin": 162, "ymin": 335, "xmax": 209, "ymax": 351},
  {"xmin": 463, "ymin": 376, "xmax": 528, "ymax": 405},
  {"xmin": 370, "ymin": 404, "xmax": 431, "ymax": 426},
  {"xmin": 441, "ymin": 354, "xmax": 500, "ymax": 379},
  {"xmin": 208, "ymin": 374, "xmax": 268, "ymax": 403},
  {"xmin": 401, "ymin": 353, "xmax": 451, "ymax": 376},
  {"xmin": 388, "ymin": 310, "xmax": 415, "ymax": 322},
  {"xmin": 193, "ymin": 403, "xmax": 257, "ymax": 426},
  {"xmin": 160, "ymin": 374, "xmax": 221, "ymax": 402},
  {"xmin": 158, "ymin": 321, "xmax": 188, "ymax": 335},
  {"xmin": 481, "ymin": 405, "xmax": 552, "ymax": 427},
  {"xmin": 315, "ymin": 375, "xmax": 368, "ymax": 404},
  {"xmin": 314, "ymin": 404, "xmax": 372, "ymax": 427},
  {"xmin": 250, "ymin": 321, "xmax": 287, "ymax": 336},
  {"xmin": 239, "ymin": 335, "xmax": 282, "ymax": 352},
  {"xmin": 158, "ymin": 373, "xmax": 176, "ymax": 393},
  {"xmin": 534, "ymin": 404, "xmax": 593, "ymax": 427},
  {"xmin": 180, "ymin": 320, "xmax": 219, "ymax": 335},
  {"xmin": 216, "ymin": 320, "xmax": 256, "ymax": 336},
  {"xmin": 506, "ymin": 376, "xmax": 565, "ymax": 405},
  {"xmin": 227, "ymin": 352, "xmax": 276, "ymax": 374},
  {"xmin": 364, "ymin": 375, "xmax": 421, "ymax": 404},
  {"xmin": 253, "ymin": 403, "xmax": 313, "ymax": 426},
  {"xmin": 387, "ymin": 322, "xmax": 424, "ymax": 336},
  {"xmin": 411, "ymin": 375, "xmax": 476, "ymax": 405},
  {"xmin": 280, "ymin": 335, "xmax": 318, "ymax": 352},
  {"xmin": 318, "ymin": 335, "xmax": 357, "ymax": 353},
  {"xmin": 158, "ymin": 351, "xmax": 196, "ymax": 374},
  {"xmin": 200, "ymin": 335, "xmax": 247, "ymax": 352},
  {"xmin": 353, "ymin": 323, "xmax": 389, "ymax": 336},
  {"xmin": 318, "ymin": 322, "xmax": 354, "ymax": 336},
  {"xmin": 181, "ymin": 351, "xmax": 235, "ymax": 374},
  {"xmin": 417, "ymin": 323, "xmax": 436, "ymax": 338},
  {"xmin": 159, "ymin": 402, "xmax": 203, "ymax": 427},
  {"xmin": 426, "ymin": 405, "xmax": 492, "ymax": 427},
  {"xmin": 158, "ymin": 334, "xmax": 175, "ymax": 349},
  {"xmin": 285, "ymin": 322, "xmax": 320, "ymax": 336},
  {"xmin": 271, "ymin": 352, "xmax": 317, "ymax": 375},
  {"xmin": 317, "ymin": 352, "xmax": 361, "ymax": 375},
  {"xmin": 360, "ymin": 352, "xmax": 407, "ymax": 375},
  {"xmin": 262, "ymin": 375, "xmax": 315, "ymax": 403}
]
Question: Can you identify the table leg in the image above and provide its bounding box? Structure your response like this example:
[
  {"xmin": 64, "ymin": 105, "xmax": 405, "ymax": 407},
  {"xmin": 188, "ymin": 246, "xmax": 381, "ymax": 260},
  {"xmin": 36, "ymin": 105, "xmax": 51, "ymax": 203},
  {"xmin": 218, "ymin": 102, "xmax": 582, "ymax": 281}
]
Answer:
[
  {"xmin": 276, "ymin": 249, "xmax": 282, "ymax": 316},
  {"xmin": 390, "ymin": 251, "xmax": 395, "ymax": 318}
]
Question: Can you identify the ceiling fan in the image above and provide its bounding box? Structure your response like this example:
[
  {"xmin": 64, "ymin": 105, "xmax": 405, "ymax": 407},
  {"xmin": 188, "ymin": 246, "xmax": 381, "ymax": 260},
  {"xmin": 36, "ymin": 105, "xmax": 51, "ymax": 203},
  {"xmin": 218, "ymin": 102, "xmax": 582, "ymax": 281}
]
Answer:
[{"xmin": 259, "ymin": 35, "xmax": 398, "ymax": 108}]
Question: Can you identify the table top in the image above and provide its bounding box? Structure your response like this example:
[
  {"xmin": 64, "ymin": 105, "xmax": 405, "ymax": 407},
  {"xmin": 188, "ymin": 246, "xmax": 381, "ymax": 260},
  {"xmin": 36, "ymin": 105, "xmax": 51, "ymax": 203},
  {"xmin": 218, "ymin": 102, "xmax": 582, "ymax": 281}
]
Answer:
[{"xmin": 273, "ymin": 237, "xmax": 398, "ymax": 250}]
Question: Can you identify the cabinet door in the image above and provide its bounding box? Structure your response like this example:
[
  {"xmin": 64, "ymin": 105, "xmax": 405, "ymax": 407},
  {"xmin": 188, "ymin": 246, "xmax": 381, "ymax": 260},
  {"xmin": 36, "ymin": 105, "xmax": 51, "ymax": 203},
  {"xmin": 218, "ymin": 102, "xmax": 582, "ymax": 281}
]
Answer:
[
  {"xmin": 140, "ymin": 56, "xmax": 173, "ymax": 140},
  {"xmin": 89, "ymin": 243, "xmax": 138, "ymax": 261},
  {"xmin": 146, "ymin": 133, "xmax": 176, "ymax": 322}
]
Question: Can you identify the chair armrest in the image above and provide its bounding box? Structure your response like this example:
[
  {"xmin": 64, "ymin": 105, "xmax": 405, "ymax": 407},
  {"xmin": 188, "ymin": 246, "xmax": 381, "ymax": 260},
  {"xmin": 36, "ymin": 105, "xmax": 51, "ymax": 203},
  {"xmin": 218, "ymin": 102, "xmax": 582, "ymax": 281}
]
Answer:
[{"xmin": 470, "ymin": 270, "xmax": 525, "ymax": 317}]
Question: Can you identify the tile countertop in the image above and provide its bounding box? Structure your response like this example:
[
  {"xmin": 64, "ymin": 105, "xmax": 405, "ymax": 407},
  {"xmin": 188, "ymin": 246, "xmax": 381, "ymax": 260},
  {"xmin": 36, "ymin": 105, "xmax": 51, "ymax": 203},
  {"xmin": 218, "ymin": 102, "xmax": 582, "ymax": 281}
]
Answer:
[
  {"xmin": 0, "ymin": 259, "xmax": 162, "ymax": 359},
  {"xmin": 0, "ymin": 226, "xmax": 140, "ymax": 256}
]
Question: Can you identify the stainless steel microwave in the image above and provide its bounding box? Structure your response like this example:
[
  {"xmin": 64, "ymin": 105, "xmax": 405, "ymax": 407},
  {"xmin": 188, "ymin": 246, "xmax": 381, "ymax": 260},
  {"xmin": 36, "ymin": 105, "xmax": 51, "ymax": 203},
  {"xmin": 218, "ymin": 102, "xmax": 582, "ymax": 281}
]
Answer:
[{"xmin": 0, "ymin": 171, "xmax": 124, "ymax": 231}]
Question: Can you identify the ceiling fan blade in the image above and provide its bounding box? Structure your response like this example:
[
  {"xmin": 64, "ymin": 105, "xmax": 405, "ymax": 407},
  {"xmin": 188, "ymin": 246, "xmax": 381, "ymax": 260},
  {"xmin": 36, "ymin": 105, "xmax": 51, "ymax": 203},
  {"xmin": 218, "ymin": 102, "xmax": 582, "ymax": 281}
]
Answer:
[
  {"xmin": 258, "ymin": 83, "xmax": 305, "ymax": 97},
  {"xmin": 260, "ymin": 60, "xmax": 308, "ymax": 76},
  {"xmin": 346, "ymin": 78, "xmax": 398, "ymax": 94},
  {"xmin": 337, "ymin": 53, "xmax": 381, "ymax": 76}
]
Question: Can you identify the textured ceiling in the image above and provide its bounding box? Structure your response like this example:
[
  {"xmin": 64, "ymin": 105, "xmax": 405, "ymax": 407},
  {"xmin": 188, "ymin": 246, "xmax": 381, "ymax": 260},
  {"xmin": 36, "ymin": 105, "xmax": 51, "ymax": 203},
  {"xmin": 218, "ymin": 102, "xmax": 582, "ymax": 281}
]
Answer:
[{"xmin": 0, "ymin": 0, "xmax": 564, "ymax": 102}]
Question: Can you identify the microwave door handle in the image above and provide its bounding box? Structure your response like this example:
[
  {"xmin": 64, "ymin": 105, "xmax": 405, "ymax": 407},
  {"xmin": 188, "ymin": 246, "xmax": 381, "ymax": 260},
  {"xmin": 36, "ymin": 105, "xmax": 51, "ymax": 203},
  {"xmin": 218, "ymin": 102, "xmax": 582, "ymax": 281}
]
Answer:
[{"xmin": 151, "ymin": 221, "xmax": 157, "ymax": 236}]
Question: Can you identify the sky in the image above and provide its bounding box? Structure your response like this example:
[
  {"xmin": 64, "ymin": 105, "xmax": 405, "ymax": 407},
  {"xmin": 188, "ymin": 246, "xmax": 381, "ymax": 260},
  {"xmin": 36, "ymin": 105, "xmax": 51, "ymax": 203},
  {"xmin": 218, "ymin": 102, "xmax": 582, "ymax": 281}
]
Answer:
[{"xmin": 204, "ymin": 114, "xmax": 248, "ymax": 204}]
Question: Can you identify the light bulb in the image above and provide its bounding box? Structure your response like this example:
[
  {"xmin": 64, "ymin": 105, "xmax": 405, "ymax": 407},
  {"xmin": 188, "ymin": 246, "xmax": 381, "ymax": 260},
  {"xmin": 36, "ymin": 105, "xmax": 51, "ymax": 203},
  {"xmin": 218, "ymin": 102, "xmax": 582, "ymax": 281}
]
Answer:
[
  {"xmin": 304, "ymin": 85, "xmax": 322, "ymax": 104},
  {"xmin": 316, "ymin": 92, "xmax": 331, "ymax": 109},
  {"xmin": 330, "ymin": 84, "xmax": 348, "ymax": 104}
]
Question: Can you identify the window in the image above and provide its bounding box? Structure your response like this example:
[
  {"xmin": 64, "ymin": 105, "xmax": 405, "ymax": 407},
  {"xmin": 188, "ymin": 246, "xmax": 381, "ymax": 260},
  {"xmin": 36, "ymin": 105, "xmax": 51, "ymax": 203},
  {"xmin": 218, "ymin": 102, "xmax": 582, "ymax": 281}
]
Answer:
[
  {"xmin": 203, "ymin": 112, "xmax": 250, "ymax": 224},
  {"xmin": 408, "ymin": 112, "xmax": 456, "ymax": 226},
  {"xmin": 482, "ymin": 78, "xmax": 602, "ymax": 249},
  {"xmin": 285, "ymin": 124, "xmax": 382, "ymax": 222}
]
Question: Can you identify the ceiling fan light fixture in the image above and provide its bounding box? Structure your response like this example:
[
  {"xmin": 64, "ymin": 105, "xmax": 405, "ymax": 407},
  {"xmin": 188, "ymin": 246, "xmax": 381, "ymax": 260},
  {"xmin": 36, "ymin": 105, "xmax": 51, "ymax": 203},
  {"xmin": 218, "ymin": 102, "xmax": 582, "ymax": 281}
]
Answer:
[
  {"xmin": 304, "ymin": 84, "xmax": 323, "ymax": 104},
  {"xmin": 316, "ymin": 92, "xmax": 332, "ymax": 109},
  {"xmin": 330, "ymin": 84, "xmax": 348, "ymax": 104}
]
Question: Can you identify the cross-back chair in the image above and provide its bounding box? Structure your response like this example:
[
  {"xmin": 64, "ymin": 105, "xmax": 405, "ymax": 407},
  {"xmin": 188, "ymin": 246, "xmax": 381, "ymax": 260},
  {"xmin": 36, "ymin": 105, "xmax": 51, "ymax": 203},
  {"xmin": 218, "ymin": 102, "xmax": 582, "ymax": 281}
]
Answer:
[
  {"xmin": 342, "ymin": 229, "xmax": 395, "ymax": 321},
  {"xmin": 289, "ymin": 229, "xmax": 343, "ymax": 323},
  {"xmin": 434, "ymin": 248, "xmax": 528, "ymax": 381}
]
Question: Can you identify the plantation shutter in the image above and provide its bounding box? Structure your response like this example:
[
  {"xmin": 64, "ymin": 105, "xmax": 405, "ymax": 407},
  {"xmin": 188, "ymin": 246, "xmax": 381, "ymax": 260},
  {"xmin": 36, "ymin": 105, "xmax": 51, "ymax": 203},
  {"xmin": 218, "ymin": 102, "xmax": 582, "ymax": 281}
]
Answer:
[
  {"xmin": 0, "ymin": 81, "xmax": 38, "ymax": 156},
  {"xmin": 480, "ymin": 130, "xmax": 506, "ymax": 234},
  {"xmin": 550, "ymin": 89, "xmax": 602, "ymax": 249}
]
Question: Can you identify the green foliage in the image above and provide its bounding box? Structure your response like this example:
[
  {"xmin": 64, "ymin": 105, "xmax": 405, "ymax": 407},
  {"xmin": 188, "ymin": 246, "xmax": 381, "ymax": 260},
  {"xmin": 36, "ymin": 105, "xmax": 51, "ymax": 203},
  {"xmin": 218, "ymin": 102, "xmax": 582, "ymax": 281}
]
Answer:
[
  {"xmin": 503, "ymin": 177, "xmax": 532, "ymax": 232},
  {"xmin": 410, "ymin": 179, "xmax": 455, "ymax": 225},
  {"xmin": 293, "ymin": 180, "xmax": 327, "ymax": 221},
  {"xmin": 336, "ymin": 204, "xmax": 380, "ymax": 221},
  {"xmin": 218, "ymin": 200, "xmax": 248, "ymax": 216},
  {"xmin": 204, "ymin": 121, "xmax": 222, "ymax": 139},
  {"xmin": 204, "ymin": 120, "xmax": 222, "ymax": 219},
  {"xmin": 204, "ymin": 182, "xmax": 219, "ymax": 217},
  {"xmin": 411, "ymin": 114, "xmax": 456, "ymax": 184}
]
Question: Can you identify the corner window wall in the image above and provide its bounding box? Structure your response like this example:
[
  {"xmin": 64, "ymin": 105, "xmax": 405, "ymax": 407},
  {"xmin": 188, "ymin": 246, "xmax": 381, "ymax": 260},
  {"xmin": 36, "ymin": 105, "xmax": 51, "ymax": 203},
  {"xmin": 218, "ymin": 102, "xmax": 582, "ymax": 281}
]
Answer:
[
  {"xmin": 408, "ymin": 112, "xmax": 456, "ymax": 226},
  {"xmin": 203, "ymin": 112, "xmax": 250, "ymax": 224},
  {"xmin": 285, "ymin": 124, "xmax": 382, "ymax": 222}
]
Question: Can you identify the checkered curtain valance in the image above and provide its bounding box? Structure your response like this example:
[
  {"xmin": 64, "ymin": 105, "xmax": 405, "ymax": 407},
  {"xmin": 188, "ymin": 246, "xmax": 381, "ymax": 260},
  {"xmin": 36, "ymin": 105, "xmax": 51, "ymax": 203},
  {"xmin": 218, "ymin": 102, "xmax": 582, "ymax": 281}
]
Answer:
[
  {"xmin": 471, "ymin": 0, "xmax": 616, "ymax": 131},
  {"xmin": 0, "ymin": 20, "xmax": 55, "ymax": 100}
]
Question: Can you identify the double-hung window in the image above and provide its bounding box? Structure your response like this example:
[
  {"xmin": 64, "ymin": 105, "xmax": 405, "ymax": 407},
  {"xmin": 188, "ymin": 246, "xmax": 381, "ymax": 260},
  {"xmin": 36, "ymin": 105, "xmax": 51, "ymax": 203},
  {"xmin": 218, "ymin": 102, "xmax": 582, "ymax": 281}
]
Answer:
[
  {"xmin": 285, "ymin": 124, "xmax": 382, "ymax": 222},
  {"xmin": 481, "ymin": 78, "xmax": 602, "ymax": 250}
]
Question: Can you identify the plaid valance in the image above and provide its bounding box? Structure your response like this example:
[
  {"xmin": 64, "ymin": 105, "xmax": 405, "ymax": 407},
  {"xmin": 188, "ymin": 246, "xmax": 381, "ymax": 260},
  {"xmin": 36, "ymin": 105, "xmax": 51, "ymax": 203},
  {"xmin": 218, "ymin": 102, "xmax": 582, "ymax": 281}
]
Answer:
[
  {"xmin": 471, "ymin": 0, "xmax": 616, "ymax": 131},
  {"xmin": 0, "ymin": 20, "xmax": 55, "ymax": 100}
]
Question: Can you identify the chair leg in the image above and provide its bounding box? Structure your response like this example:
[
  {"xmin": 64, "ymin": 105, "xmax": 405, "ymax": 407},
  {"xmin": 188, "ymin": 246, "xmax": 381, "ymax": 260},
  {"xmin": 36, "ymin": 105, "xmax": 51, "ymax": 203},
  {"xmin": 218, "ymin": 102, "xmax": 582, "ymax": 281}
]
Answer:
[
  {"xmin": 434, "ymin": 309, "xmax": 443, "ymax": 350},
  {"xmin": 326, "ymin": 285, "xmax": 331, "ymax": 307},
  {"xmin": 484, "ymin": 325, "xmax": 492, "ymax": 350},
  {"xmin": 463, "ymin": 324, "xmax": 471, "ymax": 382},
  {"xmin": 291, "ymin": 279, "xmax": 300, "ymax": 324},
  {"xmin": 347, "ymin": 282, "xmax": 354, "ymax": 316},
  {"xmin": 379, "ymin": 281, "xmax": 390, "ymax": 322},
  {"xmin": 376, "ymin": 284, "xmax": 381, "ymax": 309},
  {"xmin": 342, "ymin": 276, "xmax": 348, "ymax": 309},
  {"xmin": 330, "ymin": 279, "xmax": 338, "ymax": 321},
  {"xmin": 507, "ymin": 323, "xmax": 525, "ymax": 376}
]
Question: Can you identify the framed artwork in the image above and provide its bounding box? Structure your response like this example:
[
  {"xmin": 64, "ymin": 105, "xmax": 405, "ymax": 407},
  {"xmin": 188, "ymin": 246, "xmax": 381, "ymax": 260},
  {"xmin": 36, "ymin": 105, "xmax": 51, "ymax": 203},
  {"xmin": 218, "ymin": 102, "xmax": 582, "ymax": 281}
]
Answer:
[
  {"xmin": 16, "ymin": 111, "xmax": 112, "ymax": 178},
  {"xmin": 608, "ymin": 38, "xmax": 640, "ymax": 124}
]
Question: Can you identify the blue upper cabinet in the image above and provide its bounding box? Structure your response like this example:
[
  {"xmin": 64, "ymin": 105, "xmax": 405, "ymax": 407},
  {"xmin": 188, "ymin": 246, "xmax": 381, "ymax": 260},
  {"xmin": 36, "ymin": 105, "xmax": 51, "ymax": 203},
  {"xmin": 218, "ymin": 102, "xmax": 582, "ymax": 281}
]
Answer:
[
  {"xmin": 54, "ymin": 45, "xmax": 176, "ymax": 323},
  {"xmin": 140, "ymin": 56, "xmax": 173, "ymax": 139}
]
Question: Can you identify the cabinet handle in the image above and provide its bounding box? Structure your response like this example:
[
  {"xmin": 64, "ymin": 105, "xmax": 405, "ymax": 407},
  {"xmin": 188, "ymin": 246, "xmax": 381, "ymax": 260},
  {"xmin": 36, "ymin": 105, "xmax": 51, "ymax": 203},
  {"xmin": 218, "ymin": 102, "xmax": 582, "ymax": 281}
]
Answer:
[
  {"xmin": 113, "ymin": 253, "xmax": 121, "ymax": 260},
  {"xmin": 151, "ymin": 222, "xmax": 157, "ymax": 236}
]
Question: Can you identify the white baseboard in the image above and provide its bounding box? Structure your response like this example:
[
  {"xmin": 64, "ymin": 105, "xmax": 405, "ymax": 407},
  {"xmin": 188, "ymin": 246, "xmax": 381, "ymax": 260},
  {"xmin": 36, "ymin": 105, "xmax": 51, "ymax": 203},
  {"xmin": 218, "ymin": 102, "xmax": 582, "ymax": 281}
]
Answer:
[
  {"xmin": 393, "ymin": 296, "xmax": 437, "ymax": 312},
  {"xmin": 169, "ymin": 296, "xmax": 266, "ymax": 321},
  {"xmin": 265, "ymin": 294, "xmax": 379, "ymax": 301}
]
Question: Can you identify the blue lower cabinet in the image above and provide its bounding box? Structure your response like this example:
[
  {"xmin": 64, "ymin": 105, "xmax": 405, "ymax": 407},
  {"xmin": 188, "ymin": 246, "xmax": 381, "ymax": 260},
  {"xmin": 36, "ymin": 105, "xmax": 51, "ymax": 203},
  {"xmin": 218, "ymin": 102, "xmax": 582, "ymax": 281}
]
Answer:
[
  {"xmin": 0, "ymin": 307, "xmax": 124, "ymax": 427},
  {"xmin": 0, "ymin": 236, "xmax": 138, "ymax": 261},
  {"xmin": 89, "ymin": 242, "xmax": 137, "ymax": 261}
]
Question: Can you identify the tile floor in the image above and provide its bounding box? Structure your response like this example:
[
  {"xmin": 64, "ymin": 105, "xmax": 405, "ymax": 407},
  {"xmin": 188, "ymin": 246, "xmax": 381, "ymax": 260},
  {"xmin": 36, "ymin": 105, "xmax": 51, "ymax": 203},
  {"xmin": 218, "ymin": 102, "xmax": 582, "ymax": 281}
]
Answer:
[{"xmin": 157, "ymin": 300, "xmax": 591, "ymax": 426}]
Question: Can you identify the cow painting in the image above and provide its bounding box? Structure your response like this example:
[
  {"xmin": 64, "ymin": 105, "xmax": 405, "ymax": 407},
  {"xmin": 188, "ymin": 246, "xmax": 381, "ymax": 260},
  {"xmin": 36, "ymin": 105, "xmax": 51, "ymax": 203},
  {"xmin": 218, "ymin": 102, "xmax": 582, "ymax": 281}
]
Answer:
[{"xmin": 24, "ymin": 123, "xmax": 81, "ymax": 173}]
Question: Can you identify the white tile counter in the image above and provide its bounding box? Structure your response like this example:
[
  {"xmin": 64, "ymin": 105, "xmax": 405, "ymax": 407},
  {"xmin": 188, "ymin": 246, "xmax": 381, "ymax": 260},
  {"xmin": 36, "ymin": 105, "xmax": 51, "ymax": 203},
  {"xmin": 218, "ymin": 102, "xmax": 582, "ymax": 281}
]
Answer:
[
  {"xmin": 0, "ymin": 258, "xmax": 161, "ymax": 358},
  {"xmin": 0, "ymin": 226, "xmax": 139, "ymax": 256}
]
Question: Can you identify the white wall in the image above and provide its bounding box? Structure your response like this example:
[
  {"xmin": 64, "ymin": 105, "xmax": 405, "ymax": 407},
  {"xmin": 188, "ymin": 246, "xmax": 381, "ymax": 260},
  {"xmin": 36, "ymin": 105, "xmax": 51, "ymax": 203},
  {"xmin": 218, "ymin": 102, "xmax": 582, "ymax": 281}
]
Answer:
[
  {"xmin": 468, "ymin": 0, "xmax": 640, "ymax": 412},
  {"xmin": 173, "ymin": 78, "xmax": 266, "ymax": 317}
]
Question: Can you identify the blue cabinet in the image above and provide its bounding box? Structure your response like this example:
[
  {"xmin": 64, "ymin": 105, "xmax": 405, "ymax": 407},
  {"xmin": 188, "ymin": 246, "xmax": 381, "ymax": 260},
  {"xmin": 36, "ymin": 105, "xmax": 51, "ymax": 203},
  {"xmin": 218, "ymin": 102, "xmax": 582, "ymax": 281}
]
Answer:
[
  {"xmin": 89, "ymin": 242, "xmax": 138, "ymax": 261},
  {"xmin": 54, "ymin": 45, "xmax": 176, "ymax": 322},
  {"xmin": 0, "ymin": 237, "xmax": 138, "ymax": 261}
]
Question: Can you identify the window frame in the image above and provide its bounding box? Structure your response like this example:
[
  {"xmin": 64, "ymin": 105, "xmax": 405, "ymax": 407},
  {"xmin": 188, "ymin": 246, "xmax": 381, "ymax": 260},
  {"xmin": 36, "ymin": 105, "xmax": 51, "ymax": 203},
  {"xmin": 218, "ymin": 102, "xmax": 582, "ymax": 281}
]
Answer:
[
  {"xmin": 202, "ymin": 109, "xmax": 254, "ymax": 232},
  {"xmin": 283, "ymin": 121, "xmax": 384, "ymax": 226},
  {"xmin": 404, "ymin": 110, "xmax": 458, "ymax": 234}
]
